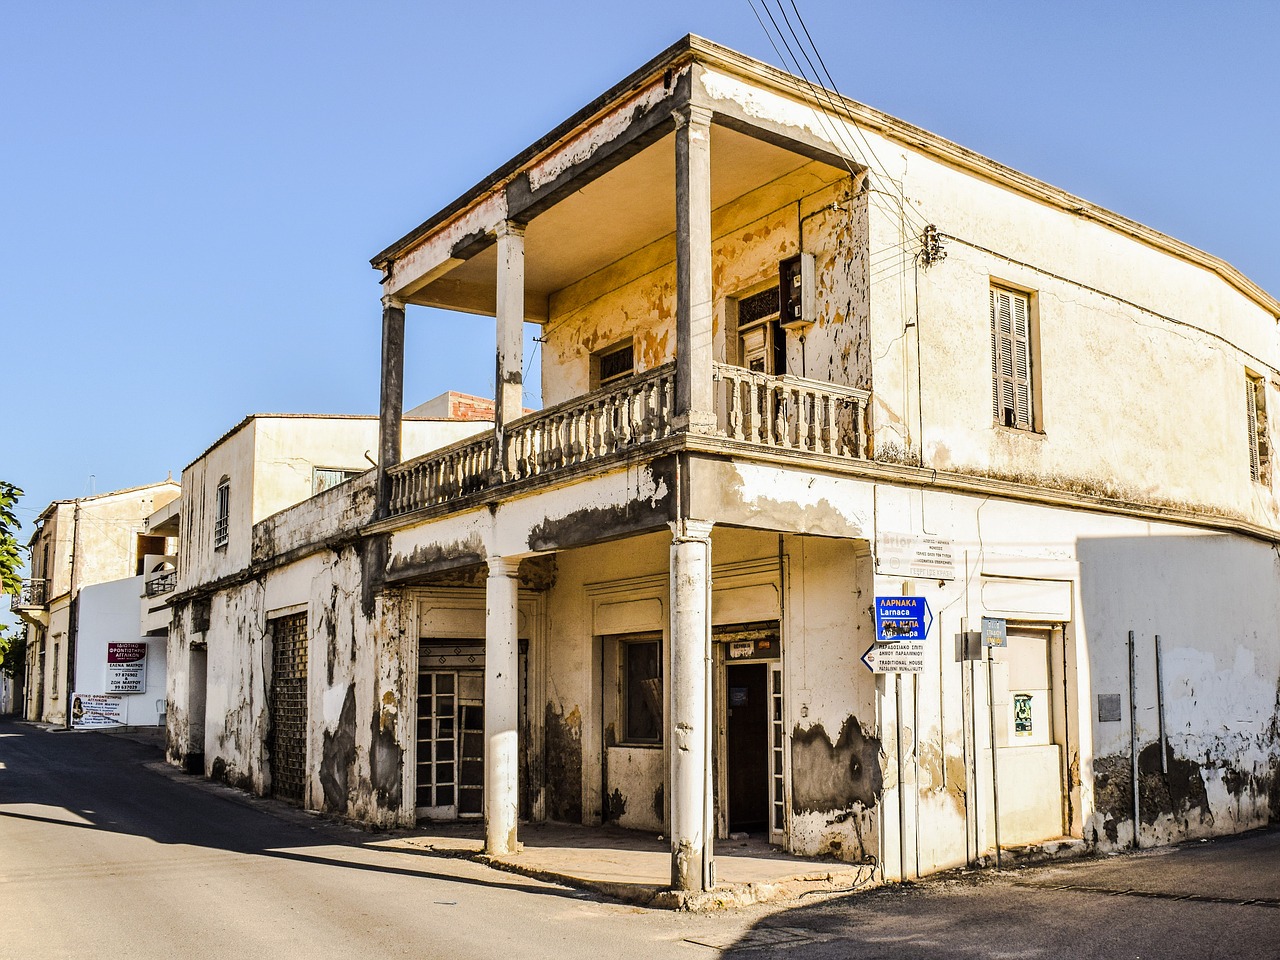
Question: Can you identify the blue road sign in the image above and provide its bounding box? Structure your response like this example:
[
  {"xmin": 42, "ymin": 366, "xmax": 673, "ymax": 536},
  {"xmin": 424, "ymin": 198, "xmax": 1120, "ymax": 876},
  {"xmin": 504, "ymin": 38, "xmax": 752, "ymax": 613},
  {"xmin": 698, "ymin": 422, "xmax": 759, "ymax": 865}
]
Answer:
[{"xmin": 874, "ymin": 596, "xmax": 933, "ymax": 642}]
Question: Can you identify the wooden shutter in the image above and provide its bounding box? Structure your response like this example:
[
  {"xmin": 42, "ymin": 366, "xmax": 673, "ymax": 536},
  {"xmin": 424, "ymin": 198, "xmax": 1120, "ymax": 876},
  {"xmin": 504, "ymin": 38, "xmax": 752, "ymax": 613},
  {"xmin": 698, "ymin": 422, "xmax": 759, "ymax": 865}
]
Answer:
[
  {"xmin": 991, "ymin": 287, "xmax": 1033, "ymax": 429},
  {"xmin": 1247, "ymin": 376, "xmax": 1261, "ymax": 482}
]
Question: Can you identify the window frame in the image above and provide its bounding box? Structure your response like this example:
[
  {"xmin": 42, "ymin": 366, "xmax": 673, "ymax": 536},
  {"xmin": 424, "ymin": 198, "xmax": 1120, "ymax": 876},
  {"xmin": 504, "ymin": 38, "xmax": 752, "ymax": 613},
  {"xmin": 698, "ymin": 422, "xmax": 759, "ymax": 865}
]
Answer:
[
  {"xmin": 312, "ymin": 467, "xmax": 363, "ymax": 496},
  {"xmin": 990, "ymin": 283, "xmax": 1041, "ymax": 433},
  {"xmin": 618, "ymin": 634, "xmax": 663, "ymax": 746},
  {"xmin": 1246, "ymin": 370, "xmax": 1270, "ymax": 485},
  {"xmin": 590, "ymin": 339, "xmax": 636, "ymax": 390},
  {"xmin": 213, "ymin": 477, "xmax": 230, "ymax": 551}
]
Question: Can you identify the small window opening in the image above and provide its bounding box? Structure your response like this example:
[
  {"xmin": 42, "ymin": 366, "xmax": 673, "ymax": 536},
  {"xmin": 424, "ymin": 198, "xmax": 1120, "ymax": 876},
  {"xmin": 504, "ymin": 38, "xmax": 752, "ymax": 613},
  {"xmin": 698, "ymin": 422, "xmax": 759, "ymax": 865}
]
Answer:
[
  {"xmin": 592, "ymin": 340, "xmax": 635, "ymax": 389},
  {"xmin": 214, "ymin": 478, "xmax": 230, "ymax": 550}
]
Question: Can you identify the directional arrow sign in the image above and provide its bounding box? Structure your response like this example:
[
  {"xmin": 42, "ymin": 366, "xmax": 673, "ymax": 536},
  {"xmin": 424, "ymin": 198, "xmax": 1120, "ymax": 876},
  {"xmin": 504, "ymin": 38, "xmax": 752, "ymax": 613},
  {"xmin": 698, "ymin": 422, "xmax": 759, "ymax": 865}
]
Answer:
[
  {"xmin": 874, "ymin": 596, "xmax": 933, "ymax": 643},
  {"xmin": 862, "ymin": 642, "xmax": 926, "ymax": 674}
]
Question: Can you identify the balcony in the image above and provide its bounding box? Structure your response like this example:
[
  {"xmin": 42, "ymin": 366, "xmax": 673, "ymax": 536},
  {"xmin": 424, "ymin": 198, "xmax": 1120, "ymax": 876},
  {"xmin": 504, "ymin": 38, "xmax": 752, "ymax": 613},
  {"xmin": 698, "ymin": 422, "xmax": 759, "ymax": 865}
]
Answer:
[
  {"xmin": 145, "ymin": 569, "xmax": 178, "ymax": 598},
  {"xmin": 386, "ymin": 363, "xmax": 870, "ymax": 519},
  {"xmin": 11, "ymin": 578, "xmax": 48, "ymax": 627},
  {"xmin": 141, "ymin": 555, "xmax": 178, "ymax": 635}
]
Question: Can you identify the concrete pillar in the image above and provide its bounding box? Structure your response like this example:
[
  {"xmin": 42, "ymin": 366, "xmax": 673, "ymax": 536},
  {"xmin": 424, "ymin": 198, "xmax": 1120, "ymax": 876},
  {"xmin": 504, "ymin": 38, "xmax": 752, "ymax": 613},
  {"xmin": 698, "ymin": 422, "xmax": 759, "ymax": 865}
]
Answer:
[
  {"xmin": 668, "ymin": 517, "xmax": 714, "ymax": 891},
  {"xmin": 674, "ymin": 103, "xmax": 716, "ymax": 434},
  {"xmin": 484, "ymin": 555, "xmax": 521, "ymax": 855},
  {"xmin": 495, "ymin": 221, "xmax": 526, "ymax": 432},
  {"xmin": 376, "ymin": 294, "xmax": 406, "ymax": 517}
]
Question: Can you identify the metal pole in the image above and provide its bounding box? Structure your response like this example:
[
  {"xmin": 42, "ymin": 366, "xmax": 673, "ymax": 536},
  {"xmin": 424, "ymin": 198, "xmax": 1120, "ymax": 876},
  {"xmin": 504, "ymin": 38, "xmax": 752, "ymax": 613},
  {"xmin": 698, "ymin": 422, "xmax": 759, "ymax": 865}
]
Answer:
[
  {"xmin": 986, "ymin": 649, "xmax": 1002, "ymax": 869},
  {"xmin": 895, "ymin": 672, "xmax": 907, "ymax": 882},
  {"xmin": 1155, "ymin": 635, "xmax": 1168, "ymax": 775},
  {"xmin": 1128, "ymin": 630, "xmax": 1141, "ymax": 850}
]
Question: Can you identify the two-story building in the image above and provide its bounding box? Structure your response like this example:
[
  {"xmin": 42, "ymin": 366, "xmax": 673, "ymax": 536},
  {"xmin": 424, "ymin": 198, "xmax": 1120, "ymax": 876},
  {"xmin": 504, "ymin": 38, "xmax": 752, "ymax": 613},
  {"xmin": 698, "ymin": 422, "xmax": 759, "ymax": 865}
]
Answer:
[
  {"xmin": 14, "ymin": 481, "xmax": 181, "ymax": 725},
  {"xmin": 169, "ymin": 36, "xmax": 1280, "ymax": 894},
  {"xmin": 162, "ymin": 407, "xmax": 494, "ymax": 777}
]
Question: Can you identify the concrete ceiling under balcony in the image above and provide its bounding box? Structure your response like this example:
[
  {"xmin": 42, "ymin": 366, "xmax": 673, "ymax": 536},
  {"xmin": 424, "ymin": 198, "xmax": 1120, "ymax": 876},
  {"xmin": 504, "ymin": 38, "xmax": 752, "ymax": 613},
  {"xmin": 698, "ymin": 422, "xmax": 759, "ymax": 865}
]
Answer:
[{"xmin": 408, "ymin": 125, "xmax": 849, "ymax": 322}]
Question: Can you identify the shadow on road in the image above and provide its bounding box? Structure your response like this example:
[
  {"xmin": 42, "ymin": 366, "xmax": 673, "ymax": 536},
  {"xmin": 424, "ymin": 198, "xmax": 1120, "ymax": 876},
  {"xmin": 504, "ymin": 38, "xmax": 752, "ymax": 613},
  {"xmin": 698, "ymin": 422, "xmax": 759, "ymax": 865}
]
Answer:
[{"xmin": 0, "ymin": 717, "xmax": 580, "ymax": 900}]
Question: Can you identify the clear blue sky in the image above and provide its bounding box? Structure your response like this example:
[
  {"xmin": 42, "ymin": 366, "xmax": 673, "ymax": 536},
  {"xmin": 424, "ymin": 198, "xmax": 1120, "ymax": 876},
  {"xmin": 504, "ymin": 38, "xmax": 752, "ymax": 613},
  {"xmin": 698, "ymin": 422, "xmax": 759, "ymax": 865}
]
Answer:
[{"xmin": 3, "ymin": 1, "xmax": 1277, "ymax": 556}]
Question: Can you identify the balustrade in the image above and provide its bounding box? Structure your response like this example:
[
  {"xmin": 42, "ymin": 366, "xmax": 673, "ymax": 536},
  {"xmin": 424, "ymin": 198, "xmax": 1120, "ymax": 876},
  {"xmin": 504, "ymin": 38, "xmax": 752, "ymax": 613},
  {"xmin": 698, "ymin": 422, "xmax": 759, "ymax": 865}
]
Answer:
[
  {"xmin": 712, "ymin": 364, "xmax": 870, "ymax": 458},
  {"xmin": 385, "ymin": 361, "xmax": 867, "ymax": 518}
]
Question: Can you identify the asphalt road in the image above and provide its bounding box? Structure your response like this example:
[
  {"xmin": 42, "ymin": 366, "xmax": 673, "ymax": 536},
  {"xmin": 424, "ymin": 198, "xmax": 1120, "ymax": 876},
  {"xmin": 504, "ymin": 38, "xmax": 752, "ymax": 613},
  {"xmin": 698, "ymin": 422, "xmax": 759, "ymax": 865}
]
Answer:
[{"xmin": 2, "ymin": 717, "xmax": 1277, "ymax": 959}]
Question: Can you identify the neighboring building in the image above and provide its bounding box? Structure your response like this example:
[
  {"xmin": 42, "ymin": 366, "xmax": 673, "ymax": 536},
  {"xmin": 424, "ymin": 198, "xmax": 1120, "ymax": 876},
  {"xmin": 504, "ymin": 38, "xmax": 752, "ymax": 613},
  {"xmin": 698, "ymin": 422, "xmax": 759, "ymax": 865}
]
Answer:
[
  {"xmin": 163, "ymin": 411, "xmax": 492, "ymax": 773},
  {"xmin": 13, "ymin": 481, "xmax": 180, "ymax": 725},
  {"xmin": 167, "ymin": 35, "xmax": 1280, "ymax": 894}
]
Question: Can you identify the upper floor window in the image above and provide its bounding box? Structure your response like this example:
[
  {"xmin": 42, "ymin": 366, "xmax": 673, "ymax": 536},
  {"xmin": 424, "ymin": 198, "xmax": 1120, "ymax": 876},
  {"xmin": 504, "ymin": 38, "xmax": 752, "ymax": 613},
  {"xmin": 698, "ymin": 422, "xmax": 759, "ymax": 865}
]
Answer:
[
  {"xmin": 736, "ymin": 285, "xmax": 784, "ymax": 375},
  {"xmin": 591, "ymin": 340, "xmax": 634, "ymax": 389},
  {"xmin": 213, "ymin": 477, "xmax": 230, "ymax": 550},
  {"xmin": 990, "ymin": 285, "xmax": 1036, "ymax": 430},
  {"xmin": 1246, "ymin": 372, "xmax": 1270, "ymax": 485},
  {"xmin": 313, "ymin": 467, "xmax": 362, "ymax": 495}
]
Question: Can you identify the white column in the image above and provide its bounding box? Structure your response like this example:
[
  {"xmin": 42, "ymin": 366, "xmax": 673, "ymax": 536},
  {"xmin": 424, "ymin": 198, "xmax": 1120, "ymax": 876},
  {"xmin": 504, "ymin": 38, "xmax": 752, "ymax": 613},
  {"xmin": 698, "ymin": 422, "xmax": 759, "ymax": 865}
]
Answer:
[
  {"xmin": 495, "ymin": 221, "xmax": 526, "ymax": 432},
  {"xmin": 669, "ymin": 518, "xmax": 714, "ymax": 891},
  {"xmin": 484, "ymin": 555, "xmax": 521, "ymax": 855},
  {"xmin": 674, "ymin": 103, "xmax": 716, "ymax": 434}
]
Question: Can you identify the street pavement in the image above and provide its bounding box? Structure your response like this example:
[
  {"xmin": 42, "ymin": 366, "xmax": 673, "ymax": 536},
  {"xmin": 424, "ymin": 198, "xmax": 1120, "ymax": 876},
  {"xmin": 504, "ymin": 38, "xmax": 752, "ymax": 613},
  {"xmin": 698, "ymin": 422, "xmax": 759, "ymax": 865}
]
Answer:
[{"xmin": 2, "ymin": 716, "xmax": 1277, "ymax": 959}]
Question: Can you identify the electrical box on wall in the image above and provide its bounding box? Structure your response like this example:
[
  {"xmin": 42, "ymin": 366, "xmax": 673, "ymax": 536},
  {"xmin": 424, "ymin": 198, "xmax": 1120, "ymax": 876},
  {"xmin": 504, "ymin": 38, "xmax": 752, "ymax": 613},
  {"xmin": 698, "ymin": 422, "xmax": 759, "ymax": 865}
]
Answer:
[{"xmin": 779, "ymin": 252, "xmax": 815, "ymax": 332}]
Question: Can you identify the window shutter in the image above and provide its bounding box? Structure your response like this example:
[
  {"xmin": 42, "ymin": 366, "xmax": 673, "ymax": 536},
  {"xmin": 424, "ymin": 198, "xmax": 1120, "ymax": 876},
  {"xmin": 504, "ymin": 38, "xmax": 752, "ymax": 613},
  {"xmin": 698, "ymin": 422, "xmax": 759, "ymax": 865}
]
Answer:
[
  {"xmin": 1012, "ymin": 291, "xmax": 1032, "ymax": 428},
  {"xmin": 1247, "ymin": 377, "xmax": 1261, "ymax": 482}
]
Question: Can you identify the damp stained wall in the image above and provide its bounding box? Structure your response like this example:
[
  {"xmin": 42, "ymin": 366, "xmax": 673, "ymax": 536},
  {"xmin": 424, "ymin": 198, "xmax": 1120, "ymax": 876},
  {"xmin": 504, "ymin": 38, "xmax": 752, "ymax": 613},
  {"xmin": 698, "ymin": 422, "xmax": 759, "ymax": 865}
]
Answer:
[
  {"xmin": 196, "ymin": 545, "xmax": 414, "ymax": 827},
  {"xmin": 861, "ymin": 121, "xmax": 1280, "ymax": 527},
  {"xmin": 178, "ymin": 416, "xmax": 490, "ymax": 590},
  {"xmin": 539, "ymin": 156, "xmax": 869, "ymax": 406}
]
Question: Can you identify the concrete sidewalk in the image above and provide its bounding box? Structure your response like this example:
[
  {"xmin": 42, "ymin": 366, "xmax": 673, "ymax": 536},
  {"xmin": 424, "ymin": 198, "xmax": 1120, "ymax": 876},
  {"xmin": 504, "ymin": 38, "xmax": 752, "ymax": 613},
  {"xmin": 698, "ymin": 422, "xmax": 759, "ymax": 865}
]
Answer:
[{"xmin": 379, "ymin": 821, "xmax": 880, "ymax": 910}]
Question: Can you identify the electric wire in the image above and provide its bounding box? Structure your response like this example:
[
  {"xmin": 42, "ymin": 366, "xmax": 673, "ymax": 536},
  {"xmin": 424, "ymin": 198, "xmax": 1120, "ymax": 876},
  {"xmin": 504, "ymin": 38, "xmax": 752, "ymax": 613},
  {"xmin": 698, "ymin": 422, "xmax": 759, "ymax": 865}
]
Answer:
[
  {"xmin": 783, "ymin": 0, "xmax": 932, "ymax": 236},
  {"xmin": 748, "ymin": 0, "xmax": 918, "ymax": 240}
]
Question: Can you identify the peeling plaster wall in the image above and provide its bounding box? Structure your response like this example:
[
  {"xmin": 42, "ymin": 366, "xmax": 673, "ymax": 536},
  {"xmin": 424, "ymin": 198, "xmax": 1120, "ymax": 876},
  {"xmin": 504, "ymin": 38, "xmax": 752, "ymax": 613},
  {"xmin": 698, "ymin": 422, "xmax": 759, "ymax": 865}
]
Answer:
[
  {"xmin": 198, "ymin": 547, "xmax": 413, "ymax": 827},
  {"xmin": 784, "ymin": 536, "xmax": 881, "ymax": 864},
  {"xmin": 540, "ymin": 163, "xmax": 868, "ymax": 405},
  {"xmin": 860, "ymin": 122, "xmax": 1280, "ymax": 526}
]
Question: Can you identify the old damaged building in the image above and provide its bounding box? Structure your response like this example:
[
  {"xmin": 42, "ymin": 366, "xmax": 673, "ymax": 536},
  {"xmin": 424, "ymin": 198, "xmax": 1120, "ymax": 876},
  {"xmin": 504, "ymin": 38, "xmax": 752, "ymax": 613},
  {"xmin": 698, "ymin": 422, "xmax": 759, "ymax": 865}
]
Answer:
[{"xmin": 172, "ymin": 36, "xmax": 1280, "ymax": 892}]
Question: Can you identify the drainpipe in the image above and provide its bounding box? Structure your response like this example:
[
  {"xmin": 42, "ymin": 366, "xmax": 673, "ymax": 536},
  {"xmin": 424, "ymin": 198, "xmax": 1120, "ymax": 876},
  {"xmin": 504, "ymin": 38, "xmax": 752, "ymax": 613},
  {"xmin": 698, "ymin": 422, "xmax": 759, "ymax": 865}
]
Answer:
[{"xmin": 64, "ymin": 501, "xmax": 82, "ymax": 729}]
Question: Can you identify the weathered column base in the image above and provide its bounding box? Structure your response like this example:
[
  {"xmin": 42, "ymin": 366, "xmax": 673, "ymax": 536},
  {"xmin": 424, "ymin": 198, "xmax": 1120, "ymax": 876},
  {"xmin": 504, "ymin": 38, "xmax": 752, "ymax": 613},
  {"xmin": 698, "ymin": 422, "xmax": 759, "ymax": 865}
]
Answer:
[{"xmin": 485, "ymin": 555, "xmax": 521, "ymax": 856}]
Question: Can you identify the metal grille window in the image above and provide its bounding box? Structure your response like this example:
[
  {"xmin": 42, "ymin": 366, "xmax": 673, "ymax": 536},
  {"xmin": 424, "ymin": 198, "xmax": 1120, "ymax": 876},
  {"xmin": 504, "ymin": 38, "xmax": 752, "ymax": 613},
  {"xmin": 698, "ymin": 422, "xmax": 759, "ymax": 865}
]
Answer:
[
  {"xmin": 269, "ymin": 612, "xmax": 308, "ymax": 804},
  {"xmin": 1247, "ymin": 372, "xmax": 1270, "ymax": 484},
  {"xmin": 213, "ymin": 478, "xmax": 230, "ymax": 550},
  {"xmin": 990, "ymin": 286, "xmax": 1034, "ymax": 430}
]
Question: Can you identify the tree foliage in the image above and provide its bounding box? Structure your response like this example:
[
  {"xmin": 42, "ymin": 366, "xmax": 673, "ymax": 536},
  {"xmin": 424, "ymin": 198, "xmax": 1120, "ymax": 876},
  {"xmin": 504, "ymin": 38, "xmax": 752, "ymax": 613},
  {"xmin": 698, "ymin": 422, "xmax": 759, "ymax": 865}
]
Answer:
[{"xmin": 0, "ymin": 481, "xmax": 25, "ymax": 678}]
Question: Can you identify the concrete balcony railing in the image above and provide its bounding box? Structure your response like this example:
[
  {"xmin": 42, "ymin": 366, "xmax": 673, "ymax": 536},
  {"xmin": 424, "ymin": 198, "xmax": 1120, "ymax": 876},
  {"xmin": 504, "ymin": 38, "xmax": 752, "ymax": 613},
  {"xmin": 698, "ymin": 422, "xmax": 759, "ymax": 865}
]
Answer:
[
  {"xmin": 712, "ymin": 364, "xmax": 871, "ymax": 458},
  {"xmin": 385, "ymin": 361, "xmax": 869, "ymax": 517}
]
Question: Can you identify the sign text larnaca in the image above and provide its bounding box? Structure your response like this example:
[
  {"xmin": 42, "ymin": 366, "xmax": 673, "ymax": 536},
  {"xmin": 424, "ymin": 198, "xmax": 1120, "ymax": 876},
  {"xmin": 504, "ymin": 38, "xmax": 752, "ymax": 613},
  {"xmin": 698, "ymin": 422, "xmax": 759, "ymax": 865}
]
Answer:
[
  {"xmin": 862, "ymin": 643, "xmax": 926, "ymax": 674},
  {"xmin": 874, "ymin": 596, "xmax": 933, "ymax": 642},
  {"xmin": 107, "ymin": 642, "xmax": 147, "ymax": 694},
  {"xmin": 71, "ymin": 693, "xmax": 125, "ymax": 729},
  {"xmin": 875, "ymin": 531, "xmax": 958, "ymax": 581}
]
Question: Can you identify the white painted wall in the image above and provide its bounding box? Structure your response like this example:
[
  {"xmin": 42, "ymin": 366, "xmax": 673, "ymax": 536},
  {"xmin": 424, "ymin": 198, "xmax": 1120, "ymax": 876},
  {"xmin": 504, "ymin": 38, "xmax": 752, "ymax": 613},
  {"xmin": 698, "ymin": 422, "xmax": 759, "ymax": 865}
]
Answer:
[{"xmin": 75, "ymin": 576, "xmax": 167, "ymax": 727}]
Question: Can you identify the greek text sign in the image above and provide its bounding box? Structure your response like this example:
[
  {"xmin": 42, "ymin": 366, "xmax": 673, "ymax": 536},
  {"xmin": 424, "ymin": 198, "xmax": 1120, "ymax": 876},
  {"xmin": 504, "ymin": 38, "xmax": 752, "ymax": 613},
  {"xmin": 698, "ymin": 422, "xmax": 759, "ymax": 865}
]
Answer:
[
  {"xmin": 982, "ymin": 617, "xmax": 1008, "ymax": 649},
  {"xmin": 71, "ymin": 693, "xmax": 125, "ymax": 729},
  {"xmin": 862, "ymin": 643, "xmax": 926, "ymax": 674},
  {"xmin": 106, "ymin": 642, "xmax": 147, "ymax": 693},
  {"xmin": 875, "ymin": 531, "xmax": 957, "ymax": 581},
  {"xmin": 874, "ymin": 596, "xmax": 933, "ymax": 642}
]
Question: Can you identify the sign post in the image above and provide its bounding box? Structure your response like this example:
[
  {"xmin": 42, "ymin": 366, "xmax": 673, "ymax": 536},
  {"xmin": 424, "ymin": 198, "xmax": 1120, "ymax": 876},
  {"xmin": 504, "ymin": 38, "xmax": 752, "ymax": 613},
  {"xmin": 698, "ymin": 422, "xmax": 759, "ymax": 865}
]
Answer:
[{"xmin": 865, "ymin": 596, "xmax": 933, "ymax": 674}]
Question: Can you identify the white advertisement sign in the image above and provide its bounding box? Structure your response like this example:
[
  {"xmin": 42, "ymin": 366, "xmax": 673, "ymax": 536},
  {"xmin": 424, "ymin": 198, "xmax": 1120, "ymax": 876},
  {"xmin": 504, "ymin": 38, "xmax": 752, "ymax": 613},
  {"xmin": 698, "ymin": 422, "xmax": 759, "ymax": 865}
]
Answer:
[
  {"xmin": 875, "ymin": 531, "xmax": 958, "ymax": 581},
  {"xmin": 106, "ymin": 642, "xmax": 147, "ymax": 693},
  {"xmin": 71, "ymin": 693, "xmax": 126, "ymax": 729}
]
